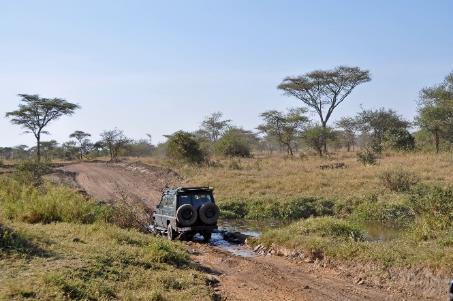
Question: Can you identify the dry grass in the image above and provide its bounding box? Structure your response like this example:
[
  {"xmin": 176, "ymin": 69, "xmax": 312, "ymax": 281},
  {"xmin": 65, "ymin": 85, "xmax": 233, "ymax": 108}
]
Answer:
[{"xmin": 165, "ymin": 152, "xmax": 453, "ymax": 203}]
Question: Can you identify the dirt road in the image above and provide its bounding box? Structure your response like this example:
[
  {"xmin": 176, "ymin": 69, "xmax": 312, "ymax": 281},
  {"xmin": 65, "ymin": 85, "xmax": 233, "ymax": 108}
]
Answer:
[
  {"xmin": 190, "ymin": 243, "xmax": 407, "ymax": 301},
  {"xmin": 56, "ymin": 161, "xmax": 427, "ymax": 300},
  {"xmin": 59, "ymin": 161, "xmax": 180, "ymax": 208}
]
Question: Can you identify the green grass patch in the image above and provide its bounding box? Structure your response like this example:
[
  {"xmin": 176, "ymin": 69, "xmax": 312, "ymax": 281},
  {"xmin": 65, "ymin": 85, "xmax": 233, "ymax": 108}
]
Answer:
[
  {"xmin": 219, "ymin": 197, "xmax": 335, "ymax": 220},
  {"xmin": 0, "ymin": 177, "xmax": 108, "ymax": 224},
  {"xmin": 0, "ymin": 222, "xmax": 212, "ymax": 301}
]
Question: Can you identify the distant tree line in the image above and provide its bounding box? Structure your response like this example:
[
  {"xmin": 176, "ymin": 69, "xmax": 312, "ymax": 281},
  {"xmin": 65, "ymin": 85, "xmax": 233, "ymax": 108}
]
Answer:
[{"xmin": 2, "ymin": 67, "xmax": 453, "ymax": 164}]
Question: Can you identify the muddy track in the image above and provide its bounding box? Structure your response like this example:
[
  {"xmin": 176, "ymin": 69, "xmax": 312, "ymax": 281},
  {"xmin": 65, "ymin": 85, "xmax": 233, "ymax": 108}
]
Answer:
[
  {"xmin": 190, "ymin": 243, "xmax": 410, "ymax": 301},
  {"xmin": 55, "ymin": 161, "xmax": 422, "ymax": 300}
]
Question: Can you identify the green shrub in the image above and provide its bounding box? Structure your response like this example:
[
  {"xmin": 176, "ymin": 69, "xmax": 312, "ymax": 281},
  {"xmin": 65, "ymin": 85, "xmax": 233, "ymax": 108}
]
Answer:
[
  {"xmin": 379, "ymin": 167, "xmax": 419, "ymax": 192},
  {"xmin": 384, "ymin": 128, "xmax": 416, "ymax": 151},
  {"xmin": 218, "ymin": 201, "xmax": 248, "ymax": 218},
  {"xmin": 166, "ymin": 131, "xmax": 206, "ymax": 164},
  {"xmin": 357, "ymin": 149, "xmax": 377, "ymax": 165},
  {"xmin": 214, "ymin": 128, "xmax": 251, "ymax": 157},
  {"xmin": 299, "ymin": 217, "xmax": 365, "ymax": 241},
  {"xmin": 13, "ymin": 160, "xmax": 51, "ymax": 187},
  {"xmin": 219, "ymin": 197, "xmax": 335, "ymax": 220},
  {"xmin": 352, "ymin": 201, "xmax": 415, "ymax": 226},
  {"xmin": 407, "ymin": 185, "xmax": 453, "ymax": 239}
]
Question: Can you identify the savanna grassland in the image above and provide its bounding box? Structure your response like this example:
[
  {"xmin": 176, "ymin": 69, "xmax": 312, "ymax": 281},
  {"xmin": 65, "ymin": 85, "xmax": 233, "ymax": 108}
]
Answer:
[
  {"xmin": 177, "ymin": 152, "xmax": 453, "ymax": 203},
  {"xmin": 159, "ymin": 152, "xmax": 453, "ymax": 272}
]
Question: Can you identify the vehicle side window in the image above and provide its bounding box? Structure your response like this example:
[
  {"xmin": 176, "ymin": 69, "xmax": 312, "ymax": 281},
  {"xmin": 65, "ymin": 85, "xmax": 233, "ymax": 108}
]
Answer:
[{"xmin": 163, "ymin": 195, "xmax": 174, "ymax": 208}]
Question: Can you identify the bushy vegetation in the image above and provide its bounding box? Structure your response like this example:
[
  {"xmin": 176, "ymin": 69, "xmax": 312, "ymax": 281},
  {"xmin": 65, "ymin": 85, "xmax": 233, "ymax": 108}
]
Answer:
[
  {"xmin": 219, "ymin": 197, "xmax": 334, "ymax": 220},
  {"xmin": 214, "ymin": 128, "xmax": 251, "ymax": 157},
  {"xmin": 352, "ymin": 200, "xmax": 415, "ymax": 226},
  {"xmin": 13, "ymin": 160, "xmax": 51, "ymax": 186},
  {"xmin": 378, "ymin": 167, "xmax": 419, "ymax": 192},
  {"xmin": 356, "ymin": 148, "xmax": 378, "ymax": 165},
  {"xmin": 166, "ymin": 131, "xmax": 206, "ymax": 164}
]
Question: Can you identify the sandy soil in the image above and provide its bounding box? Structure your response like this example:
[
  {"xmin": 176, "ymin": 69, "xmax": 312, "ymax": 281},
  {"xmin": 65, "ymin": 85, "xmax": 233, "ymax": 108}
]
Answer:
[{"xmin": 54, "ymin": 161, "xmax": 434, "ymax": 300}]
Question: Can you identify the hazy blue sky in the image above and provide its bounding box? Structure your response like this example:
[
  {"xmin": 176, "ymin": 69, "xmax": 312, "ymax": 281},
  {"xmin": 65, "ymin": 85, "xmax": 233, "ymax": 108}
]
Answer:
[{"xmin": 1, "ymin": 0, "xmax": 452, "ymax": 146}]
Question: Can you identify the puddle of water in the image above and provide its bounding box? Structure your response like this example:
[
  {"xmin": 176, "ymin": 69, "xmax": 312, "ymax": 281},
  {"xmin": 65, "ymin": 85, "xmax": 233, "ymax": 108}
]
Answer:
[
  {"xmin": 205, "ymin": 219, "xmax": 288, "ymax": 257},
  {"xmin": 195, "ymin": 232, "xmax": 257, "ymax": 257},
  {"xmin": 217, "ymin": 219, "xmax": 287, "ymax": 237},
  {"xmin": 364, "ymin": 222, "xmax": 404, "ymax": 241},
  {"xmin": 151, "ymin": 218, "xmax": 285, "ymax": 257}
]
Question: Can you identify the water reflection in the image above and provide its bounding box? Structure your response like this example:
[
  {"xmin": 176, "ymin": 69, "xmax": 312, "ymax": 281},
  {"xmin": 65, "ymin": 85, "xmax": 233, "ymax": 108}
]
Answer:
[{"xmin": 363, "ymin": 222, "xmax": 403, "ymax": 241}]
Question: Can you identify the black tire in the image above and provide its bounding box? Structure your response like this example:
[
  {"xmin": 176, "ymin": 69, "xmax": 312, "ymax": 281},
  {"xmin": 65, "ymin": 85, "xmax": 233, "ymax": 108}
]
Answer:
[
  {"xmin": 199, "ymin": 203, "xmax": 219, "ymax": 225},
  {"xmin": 202, "ymin": 231, "xmax": 212, "ymax": 242},
  {"xmin": 167, "ymin": 224, "xmax": 177, "ymax": 241},
  {"xmin": 176, "ymin": 204, "xmax": 198, "ymax": 227}
]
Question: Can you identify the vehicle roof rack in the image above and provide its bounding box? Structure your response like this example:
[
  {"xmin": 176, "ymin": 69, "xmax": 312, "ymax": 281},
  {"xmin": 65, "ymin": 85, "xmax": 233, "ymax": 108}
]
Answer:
[
  {"xmin": 162, "ymin": 186, "xmax": 214, "ymax": 194},
  {"xmin": 177, "ymin": 186, "xmax": 213, "ymax": 191}
]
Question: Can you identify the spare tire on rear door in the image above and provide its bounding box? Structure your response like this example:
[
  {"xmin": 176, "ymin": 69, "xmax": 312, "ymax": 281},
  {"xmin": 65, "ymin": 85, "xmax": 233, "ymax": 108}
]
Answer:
[
  {"xmin": 199, "ymin": 203, "xmax": 219, "ymax": 225},
  {"xmin": 176, "ymin": 204, "xmax": 197, "ymax": 227}
]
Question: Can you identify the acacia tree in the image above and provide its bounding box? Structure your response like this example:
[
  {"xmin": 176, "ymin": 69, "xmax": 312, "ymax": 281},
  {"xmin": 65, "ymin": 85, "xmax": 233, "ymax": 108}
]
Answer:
[
  {"xmin": 278, "ymin": 66, "xmax": 370, "ymax": 153},
  {"xmin": 200, "ymin": 112, "xmax": 231, "ymax": 142},
  {"xmin": 5, "ymin": 94, "xmax": 80, "ymax": 162},
  {"xmin": 70, "ymin": 130, "xmax": 92, "ymax": 159},
  {"xmin": 257, "ymin": 108, "xmax": 308, "ymax": 156},
  {"xmin": 166, "ymin": 131, "xmax": 205, "ymax": 163},
  {"xmin": 416, "ymin": 72, "xmax": 453, "ymax": 153},
  {"xmin": 100, "ymin": 129, "xmax": 131, "ymax": 161}
]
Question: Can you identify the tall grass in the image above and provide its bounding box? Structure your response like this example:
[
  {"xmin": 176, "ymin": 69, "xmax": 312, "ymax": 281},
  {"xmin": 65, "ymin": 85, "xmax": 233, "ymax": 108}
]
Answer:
[{"xmin": 0, "ymin": 177, "xmax": 108, "ymax": 224}]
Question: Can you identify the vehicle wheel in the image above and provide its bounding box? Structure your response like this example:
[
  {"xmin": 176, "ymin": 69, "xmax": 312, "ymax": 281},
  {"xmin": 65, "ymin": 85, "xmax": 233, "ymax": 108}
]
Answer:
[
  {"xmin": 202, "ymin": 231, "xmax": 212, "ymax": 242},
  {"xmin": 167, "ymin": 224, "xmax": 177, "ymax": 241},
  {"xmin": 199, "ymin": 203, "xmax": 219, "ymax": 225},
  {"xmin": 176, "ymin": 204, "xmax": 198, "ymax": 226}
]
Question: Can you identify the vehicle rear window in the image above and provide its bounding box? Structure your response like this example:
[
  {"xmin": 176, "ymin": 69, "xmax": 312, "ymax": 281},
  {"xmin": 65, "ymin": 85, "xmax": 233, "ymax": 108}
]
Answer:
[{"xmin": 178, "ymin": 193, "xmax": 212, "ymax": 208}]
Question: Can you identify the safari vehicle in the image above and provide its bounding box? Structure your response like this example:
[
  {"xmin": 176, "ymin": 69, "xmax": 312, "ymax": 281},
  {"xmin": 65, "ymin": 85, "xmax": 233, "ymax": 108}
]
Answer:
[{"xmin": 152, "ymin": 187, "xmax": 220, "ymax": 241}]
